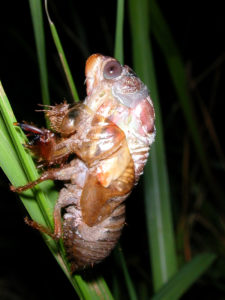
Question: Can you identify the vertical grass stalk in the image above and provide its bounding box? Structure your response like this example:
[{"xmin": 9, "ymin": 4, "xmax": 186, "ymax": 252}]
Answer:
[
  {"xmin": 114, "ymin": 0, "xmax": 138, "ymax": 298},
  {"xmin": 128, "ymin": 0, "xmax": 178, "ymax": 291},
  {"xmin": 114, "ymin": 0, "xmax": 125, "ymax": 64},
  {"xmin": 29, "ymin": 0, "xmax": 50, "ymax": 106},
  {"xmin": 44, "ymin": 0, "xmax": 79, "ymax": 102}
]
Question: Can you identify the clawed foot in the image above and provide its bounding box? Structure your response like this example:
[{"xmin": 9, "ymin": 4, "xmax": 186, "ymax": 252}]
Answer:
[
  {"xmin": 10, "ymin": 183, "xmax": 34, "ymax": 193},
  {"xmin": 10, "ymin": 185, "xmax": 24, "ymax": 193}
]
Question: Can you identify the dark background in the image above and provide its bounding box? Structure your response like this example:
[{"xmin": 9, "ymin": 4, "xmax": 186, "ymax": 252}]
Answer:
[{"xmin": 0, "ymin": 1, "xmax": 225, "ymax": 299}]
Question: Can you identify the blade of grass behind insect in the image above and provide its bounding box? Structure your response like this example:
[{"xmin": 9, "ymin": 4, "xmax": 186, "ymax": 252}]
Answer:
[
  {"xmin": 128, "ymin": 0, "xmax": 178, "ymax": 291},
  {"xmin": 29, "ymin": 0, "xmax": 50, "ymax": 106},
  {"xmin": 114, "ymin": 0, "xmax": 124, "ymax": 64},
  {"xmin": 44, "ymin": 0, "xmax": 79, "ymax": 102},
  {"xmin": 114, "ymin": 1, "xmax": 138, "ymax": 299},
  {"xmin": 114, "ymin": 248, "xmax": 138, "ymax": 300},
  {"xmin": 151, "ymin": 253, "xmax": 216, "ymax": 300}
]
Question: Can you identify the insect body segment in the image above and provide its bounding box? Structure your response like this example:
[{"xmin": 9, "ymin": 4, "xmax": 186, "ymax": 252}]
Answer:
[{"xmin": 11, "ymin": 54, "xmax": 155, "ymax": 272}]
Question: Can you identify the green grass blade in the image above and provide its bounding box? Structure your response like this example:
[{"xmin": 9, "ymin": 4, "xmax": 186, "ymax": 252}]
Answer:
[
  {"xmin": 114, "ymin": 249, "xmax": 138, "ymax": 300},
  {"xmin": 87, "ymin": 276, "xmax": 114, "ymax": 300},
  {"xmin": 44, "ymin": 0, "xmax": 79, "ymax": 102},
  {"xmin": 114, "ymin": 1, "xmax": 138, "ymax": 298},
  {"xmin": 128, "ymin": 0, "xmax": 178, "ymax": 291},
  {"xmin": 114, "ymin": 0, "xmax": 124, "ymax": 64},
  {"xmin": 0, "ymin": 128, "xmax": 47, "ymax": 225},
  {"xmin": 29, "ymin": 0, "xmax": 50, "ymax": 105},
  {"xmin": 0, "ymin": 82, "xmax": 55, "ymax": 226},
  {"xmin": 152, "ymin": 253, "xmax": 216, "ymax": 300}
]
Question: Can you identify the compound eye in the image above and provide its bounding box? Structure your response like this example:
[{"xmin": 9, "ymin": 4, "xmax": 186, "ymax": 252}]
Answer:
[{"xmin": 103, "ymin": 60, "xmax": 122, "ymax": 79}]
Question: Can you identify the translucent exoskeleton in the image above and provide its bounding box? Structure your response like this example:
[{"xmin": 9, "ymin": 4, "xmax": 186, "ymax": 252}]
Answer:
[{"xmin": 11, "ymin": 54, "xmax": 155, "ymax": 272}]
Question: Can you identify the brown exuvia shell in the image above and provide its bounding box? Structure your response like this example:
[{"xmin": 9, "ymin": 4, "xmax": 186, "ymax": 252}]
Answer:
[{"xmin": 11, "ymin": 54, "xmax": 155, "ymax": 272}]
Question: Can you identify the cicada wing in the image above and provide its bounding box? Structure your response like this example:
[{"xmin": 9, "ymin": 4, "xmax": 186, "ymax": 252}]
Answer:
[
  {"xmin": 76, "ymin": 113, "xmax": 126, "ymax": 164},
  {"xmin": 78, "ymin": 112, "xmax": 135, "ymax": 227},
  {"xmin": 80, "ymin": 154, "xmax": 135, "ymax": 227},
  {"xmin": 80, "ymin": 173, "xmax": 112, "ymax": 227}
]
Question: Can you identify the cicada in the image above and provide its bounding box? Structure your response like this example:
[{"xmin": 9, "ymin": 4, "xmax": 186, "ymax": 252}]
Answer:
[{"xmin": 11, "ymin": 54, "xmax": 155, "ymax": 272}]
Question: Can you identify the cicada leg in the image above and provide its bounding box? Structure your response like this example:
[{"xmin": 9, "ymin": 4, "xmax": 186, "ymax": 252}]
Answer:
[
  {"xmin": 10, "ymin": 160, "xmax": 81, "ymax": 193},
  {"xmin": 24, "ymin": 217, "xmax": 56, "ymax": 239},
  {"xmin": 10, "ymin": 171, "xmax": 54, "ymax": 193},
  {"xmin": 24, "ymin": 186, "xmax": 81, "ymax": 239},
  {"xmin": 11, "ymin": 161, "xmax": 83, "ymax": 239}
]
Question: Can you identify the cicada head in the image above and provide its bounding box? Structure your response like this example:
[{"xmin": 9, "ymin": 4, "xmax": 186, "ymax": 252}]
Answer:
[{"xmin": 84, "ymin": 54, "xmax": 155, "ymax": 145}]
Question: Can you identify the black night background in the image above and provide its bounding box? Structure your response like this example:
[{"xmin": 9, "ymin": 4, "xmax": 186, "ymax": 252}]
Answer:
[{"xmin": 0, "ymin": 1, "xmax": 225, "ymax": 299}]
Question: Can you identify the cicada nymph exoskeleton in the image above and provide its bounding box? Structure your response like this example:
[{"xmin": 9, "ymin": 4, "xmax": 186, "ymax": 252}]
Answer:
[{"xmin": 11, "ymin": 54, "xmax": 155, "ymax": 272}]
